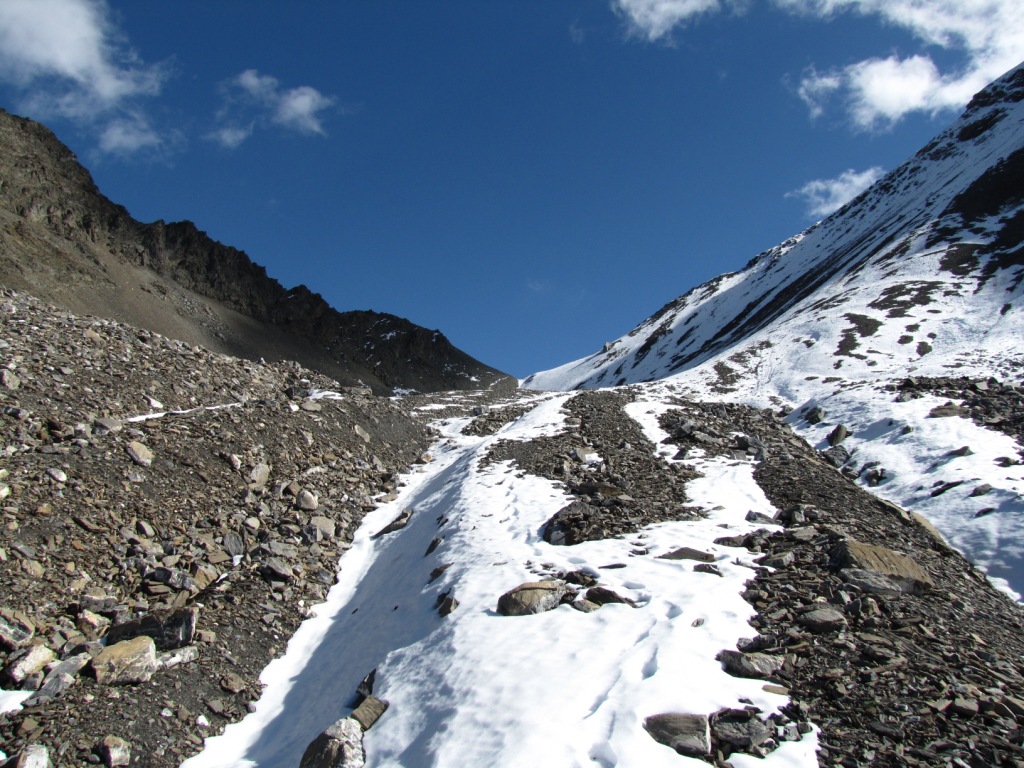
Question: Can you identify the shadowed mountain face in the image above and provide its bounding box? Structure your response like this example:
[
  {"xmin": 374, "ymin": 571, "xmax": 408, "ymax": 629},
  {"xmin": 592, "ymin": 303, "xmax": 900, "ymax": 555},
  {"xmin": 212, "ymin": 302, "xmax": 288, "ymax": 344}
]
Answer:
[{"xmin": 0, "ymin": 109, "xmax": 515, "ymax": 395}]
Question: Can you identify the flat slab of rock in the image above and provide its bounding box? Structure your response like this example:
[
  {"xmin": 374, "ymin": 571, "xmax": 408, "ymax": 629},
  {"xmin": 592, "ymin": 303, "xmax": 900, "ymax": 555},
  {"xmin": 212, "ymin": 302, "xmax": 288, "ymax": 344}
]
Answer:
[
  {"xmin": 497, "ymin": 581, "xmax": 567, "ymax": 616},
  {"xmin": 300, "ymin": 717, "xmax": 365, "ymax": 768},
  {"xmin": 839, "ymin": 568, "xmax": 903, "ymax": 597},
  {"xmin": 372, "ymin": 508, "xmax": 413, "ymax": 538},
  {"xmin": 717, "ymin": 650, "xmax": 784, "ymax": 680},
  {"xmin": 105, "ymin": 607, "xmax": 198, "ymax": 651},
  {"xmin": 4, "ymin": 644, "xmax": 56, "ymax": 684},
  {"xmin": 657, "ymin": 547, "xmax": 714, "ymax": 562},
  {"xmin": 351, "ymin": 695, "xmax": 389, "ymax": 731},
  {"xmin": 643, "ymin": 713, "xmax": 711, "ymax": 757},
  {"xmin": 0, "ymin": 613, "xmax": 34, "ymax": 651},
  {"xmin": 712, "ymin": 710, "xmax": 772, "ymax": 748},
  {"xmin": 830, "ymin": 538, "xmax": 934, "ymax": 594},
  {"xmin": 799, "ymin": 607, "xmax": 848, "ymax": 633},
  {"xmin": 91, "ymin": 636, "xmax": 158, "ymax": 685},
  {"xmin": 125, "ymin": 441, "xmax": 154, "ymax": 467}
]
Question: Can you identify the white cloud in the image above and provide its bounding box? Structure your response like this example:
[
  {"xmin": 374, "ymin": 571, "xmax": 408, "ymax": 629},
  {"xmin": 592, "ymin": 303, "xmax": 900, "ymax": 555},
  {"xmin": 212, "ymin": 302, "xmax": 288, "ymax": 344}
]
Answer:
[
  {"xmin": 211, "ymin": 69, "xmax": 335, "ymax": 148},
  {"xmin": 569, "ymin": 21, "xmax": 587, "ymax": 45},
  {"xmin": 97, "ymin": 115, "xmax": 163, "ymax": 156},
  {"xmin": 0, "ymin": 0, "xmax": 168, "ymax": 153},
  {"xmin": 274, "ymin": 86, "xmax": 333, "ymax": 134},
  {"xmin": 787, "ymin": 166, "xmax": 885, "ymax": 217},
  {"xmin": 208, "ymin": 125, "xmax": 254, "ymax": 150},
  {"xmin": 792, "ymin": 0, "xmax": 1024, "ymax": 128},
  {"xmin": 613, "ymin": 0, "xmax": 1024, "ymax": 126},
  {"xmin": 613, "ymin": 0, "xmax": 723, "ymax": 41}
]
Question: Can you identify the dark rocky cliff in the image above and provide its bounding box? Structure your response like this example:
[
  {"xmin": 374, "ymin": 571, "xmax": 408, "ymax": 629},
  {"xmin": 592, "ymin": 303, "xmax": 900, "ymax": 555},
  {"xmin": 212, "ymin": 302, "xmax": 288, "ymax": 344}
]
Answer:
[{"xmin": 0, "ymin": 109, "xmax": 514, "ymax": 394}]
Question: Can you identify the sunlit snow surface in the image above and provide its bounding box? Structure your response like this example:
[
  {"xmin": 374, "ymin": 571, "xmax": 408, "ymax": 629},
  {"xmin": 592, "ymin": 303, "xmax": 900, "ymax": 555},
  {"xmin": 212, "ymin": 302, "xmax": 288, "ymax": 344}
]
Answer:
[
  {"xmin": 522, "ymin": 64, "xmax": 1024, "ymax": 599},
  {"xmin": 182, "ymin": 392, "xmax": 818, "ymax": 767}
]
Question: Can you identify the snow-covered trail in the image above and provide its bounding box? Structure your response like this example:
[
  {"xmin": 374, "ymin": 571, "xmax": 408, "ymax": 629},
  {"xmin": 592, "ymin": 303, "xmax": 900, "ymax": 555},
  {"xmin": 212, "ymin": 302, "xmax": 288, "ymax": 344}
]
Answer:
[{"xmin": 183, "ymin": 391, "xmax": 818, "ymax": 767}]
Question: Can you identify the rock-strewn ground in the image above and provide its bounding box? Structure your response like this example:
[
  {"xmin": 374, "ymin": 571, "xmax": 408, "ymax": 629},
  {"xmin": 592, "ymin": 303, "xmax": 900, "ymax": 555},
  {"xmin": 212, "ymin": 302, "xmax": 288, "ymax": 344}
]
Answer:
[
  {"xmin": 3, "ymin": 290, "xmax": 1024, "ymax": 767},
  {"xmin": 659, "ymin": 399, "xmax": 1024, "ymax": 767},
  {"xmin": 0, "ymin": 289, "xmax": 433, "ymax": 767},
  {"xmin": 893, "ymin": 375, "xmax": 1024, "ymax": 461}
]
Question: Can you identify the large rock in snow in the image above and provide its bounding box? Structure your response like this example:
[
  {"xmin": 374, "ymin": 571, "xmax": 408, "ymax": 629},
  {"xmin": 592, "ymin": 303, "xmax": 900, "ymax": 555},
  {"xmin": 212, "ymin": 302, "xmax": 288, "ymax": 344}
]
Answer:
[{"xmin": 496, "ymin": 581, "xmax": 568, "ymax": 616}]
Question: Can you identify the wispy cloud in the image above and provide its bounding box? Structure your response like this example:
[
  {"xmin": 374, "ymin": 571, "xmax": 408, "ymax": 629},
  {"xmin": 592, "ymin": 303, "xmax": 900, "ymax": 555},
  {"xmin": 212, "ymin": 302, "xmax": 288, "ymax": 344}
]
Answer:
[
  {"xmin": 787, "ymin": 166, "xmax": 885, "ymax": 218},
  {"xmin": 0, "ymin": 0, "xmax": 170, "ymax": 156},
  {"xmin": 210, "ymin": 69, "xmax": 335, "ymax": 148},
  {"xmin": 97, "ymin": 114, "xmax": 164, "ymax": 156},
  {"xmin": 612, "ymin": 0, "xmax": 724, "ymax": 41},
  {"xmin": 569, "ymin": 20, "xmax": 587, "ymax": 45},
  {"xmin": 613, "ymin": 0, "xmax": 1024, "ymax": 127}
]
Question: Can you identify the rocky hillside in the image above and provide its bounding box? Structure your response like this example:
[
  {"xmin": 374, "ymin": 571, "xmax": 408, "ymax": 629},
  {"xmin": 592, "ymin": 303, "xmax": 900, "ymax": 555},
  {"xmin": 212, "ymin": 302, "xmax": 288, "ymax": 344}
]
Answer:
[
  {"xmin": 0, "ymin": 287, "xmax": 450, "ymax": 765},
  {"xmin": 525, "ymin": 63, "xmax": 1024, "ymax": 599},
  {"xmin": 524, "ymin": 63, "xmax": 1024, "ymax": 393},
  {"xmin": 2, "ymin": 293, "xmax": 1024, "ymax": 768},
  {"xmin": 0, "ymin": 109, "xmax": 514, "ymax": 395}
]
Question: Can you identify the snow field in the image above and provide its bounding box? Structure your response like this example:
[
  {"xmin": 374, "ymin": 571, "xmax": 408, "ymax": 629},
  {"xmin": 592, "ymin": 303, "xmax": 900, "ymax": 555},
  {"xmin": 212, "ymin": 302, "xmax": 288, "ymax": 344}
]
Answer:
[{"xmin": 183, "ymin": 392, "xmax": 820, "ymax": 766}]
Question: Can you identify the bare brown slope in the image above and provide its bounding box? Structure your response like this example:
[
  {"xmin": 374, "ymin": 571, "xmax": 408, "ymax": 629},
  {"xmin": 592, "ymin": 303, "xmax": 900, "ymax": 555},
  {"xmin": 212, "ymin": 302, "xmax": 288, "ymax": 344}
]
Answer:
[{"xmin": 0, "ymin": 109, "xmax": 514, "ymax": 394}]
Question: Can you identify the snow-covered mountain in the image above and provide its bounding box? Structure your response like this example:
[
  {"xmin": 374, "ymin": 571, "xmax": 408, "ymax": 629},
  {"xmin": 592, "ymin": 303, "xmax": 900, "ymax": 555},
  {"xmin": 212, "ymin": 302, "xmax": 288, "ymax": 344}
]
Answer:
[
  {"xmin": 525, "ymin": 63, "xmax": 1024, "ymax": 597},
  {"xmin": 5, "ymin": 62, "xmax": 1024, "ymax": 768}
]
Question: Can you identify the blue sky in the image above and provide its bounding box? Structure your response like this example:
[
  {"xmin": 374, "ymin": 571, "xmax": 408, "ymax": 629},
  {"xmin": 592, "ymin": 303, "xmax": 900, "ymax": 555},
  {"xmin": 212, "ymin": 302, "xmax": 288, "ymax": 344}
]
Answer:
[{"xmin": 0, "ymin": 1, "xmax": 1021, "ymax": 378}]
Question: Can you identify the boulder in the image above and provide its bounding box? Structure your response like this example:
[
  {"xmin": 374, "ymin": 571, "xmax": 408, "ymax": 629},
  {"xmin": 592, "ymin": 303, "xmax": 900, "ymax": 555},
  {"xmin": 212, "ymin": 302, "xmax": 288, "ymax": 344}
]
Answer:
[
  {"xmin": 91, "ymin": 636, "xmax": 158, "ymax": 685},
  {"xmin": 497, "ymin": 581, "xmax": 567, "ymax": 616},
  {"xmin": 542, "ymin": 501, "xmax": 605, "ymax": 546},
  {"xmin": 643, "ymin": 713, "xmax": 711, "ymax": 757},
  {"xmin": 0, "ymin": 612, "xmax": 34, "ymax": 651},
  {"xmin": 97, "ymin": 736, "xmax": 131, "ymax": 768},
  {"xmin": 830, "ymin": 539, "xmax": 934, "ymax": 594},
  {"xmin": 4, "ymin": 644, "xmax": 56, "ymax": 685},
  {"xmin": 6, "ymin": 744, "xmax": 52, "ymax": 768},
  {"xmin": 798, "ymin": 607, "xmax": 848, "ymax": 633},
  {"xmin": 827, "ymin": 424, "xmax": 849, "ymax": 446},
  {"xmin": 711, "ymin": 710, "xmax": 772, "ymax": 748},
  {"xmin": 296, "ymin": 489, "xmax": 319, "ymax": 511},
  {"xmin": 583, "ymin": 586, "xmax": 634, "ymax": 606},
  {"xmin": 299, "ymin": 718, "xmax": 365, "ymax": 768},
  {"xmin": 718, "ymin": 650, "xmax": 783, "ymax": 680},
  {"xmin": 125, "ymin": 441, "xmax": 153, "ymax": 467},
  {"xmin": 105, "ymin": 607, "xmax": 198, "ymax": 651},
  {"xmin": 821, "ymin": 445, "xmax": 850, "ymax": 468}
]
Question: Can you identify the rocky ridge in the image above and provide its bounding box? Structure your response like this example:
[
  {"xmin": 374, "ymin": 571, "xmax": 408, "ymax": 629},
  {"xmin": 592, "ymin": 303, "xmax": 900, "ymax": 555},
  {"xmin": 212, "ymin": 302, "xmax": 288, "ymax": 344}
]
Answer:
[
  {"xmin": 0, "ymin": 108, "xmax": 514, "ymax": 395},
  {"xmin": 0, "ymin": 288, "xmax": 440, "ymax": 766}
]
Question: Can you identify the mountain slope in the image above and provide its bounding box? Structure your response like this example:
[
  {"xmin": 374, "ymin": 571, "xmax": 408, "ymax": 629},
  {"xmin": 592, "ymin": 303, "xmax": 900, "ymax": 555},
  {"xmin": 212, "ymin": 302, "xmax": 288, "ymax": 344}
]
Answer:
[
  {"xmin": 525, "ymin": 63, "xmax": 1024, "ymax": 596},
  {"xmin": 7, "ymin": 293, "xmax": 1024, "ymax": 768},
  {"xmin": 0, "ymin": 109, "xmax": 514, "ymax": 394}
]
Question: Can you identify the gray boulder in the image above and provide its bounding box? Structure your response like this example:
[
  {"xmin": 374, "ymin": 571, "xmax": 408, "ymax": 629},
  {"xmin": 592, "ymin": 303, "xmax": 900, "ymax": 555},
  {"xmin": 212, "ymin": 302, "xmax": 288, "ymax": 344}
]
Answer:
[
  {"xmin": 643, "ymin": 713, "xmax": 711, "ymax": 757},
  {"xmin": 718, "ymin": 650, "xmax": 783, "ymax": 679},
  {"xmin": 299, "ymin": 718, "xmax": 365, "ymax": 768},
  {"xmin": 497, "ymin": 581, "xmax": 567, "ymax": 616},
  {"xmin": 91, "ymin": 636, "xmax": 158, "ymax": 685}
]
